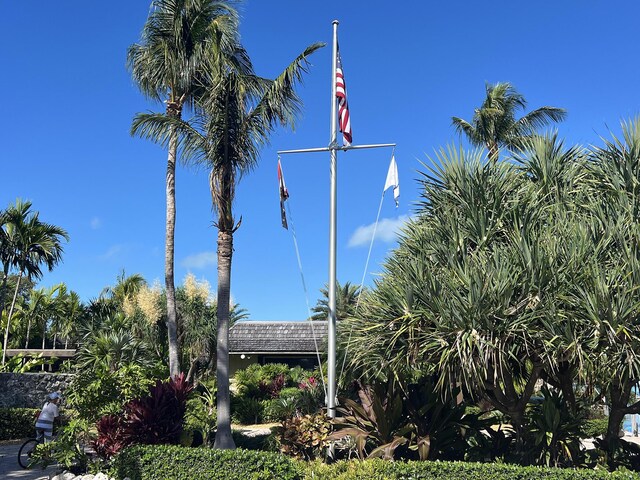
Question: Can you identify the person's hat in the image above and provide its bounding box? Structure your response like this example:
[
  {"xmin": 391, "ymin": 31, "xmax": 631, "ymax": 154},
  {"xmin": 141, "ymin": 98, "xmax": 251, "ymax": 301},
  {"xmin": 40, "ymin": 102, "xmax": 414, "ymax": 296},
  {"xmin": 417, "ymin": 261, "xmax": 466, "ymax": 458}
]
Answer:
[{"xmin": 48, "ymin": 392, "xmax": 61, "ymax": 400}]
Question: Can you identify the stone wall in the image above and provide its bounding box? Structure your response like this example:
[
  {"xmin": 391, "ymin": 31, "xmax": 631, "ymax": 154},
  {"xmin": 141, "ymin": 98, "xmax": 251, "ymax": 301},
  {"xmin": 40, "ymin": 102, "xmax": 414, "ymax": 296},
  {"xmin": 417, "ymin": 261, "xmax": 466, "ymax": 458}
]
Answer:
[{"xmin": 0, "ymin": 372, "xmax": 74, "ymax": 408}]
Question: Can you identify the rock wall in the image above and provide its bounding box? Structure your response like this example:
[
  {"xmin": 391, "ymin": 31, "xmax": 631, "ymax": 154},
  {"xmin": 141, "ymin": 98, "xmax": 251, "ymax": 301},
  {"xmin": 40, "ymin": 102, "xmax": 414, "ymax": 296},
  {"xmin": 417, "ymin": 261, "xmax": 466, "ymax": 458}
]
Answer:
[{"xmin": 0, "ymin": 372, "xmax": 74, "ymax": 408}]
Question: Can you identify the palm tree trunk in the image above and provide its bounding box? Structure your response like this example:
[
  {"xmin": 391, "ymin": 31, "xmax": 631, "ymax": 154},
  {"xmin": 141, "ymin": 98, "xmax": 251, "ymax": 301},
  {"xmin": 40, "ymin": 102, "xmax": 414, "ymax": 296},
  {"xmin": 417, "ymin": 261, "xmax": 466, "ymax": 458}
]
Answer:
[
  {"xmin": 24, "ymin": 319, "xmax": 31, "ymax": 349},
  {"xmin": 0, "ymin": 268, "xmax": 9, "ymax": 325},
  {"xmin": 165, "ymin": 124, "xmax": 180, "ymax": 379},
  {"xmin": 1, "ymin": 271, "xmax": 22, "ymax": 366},
  {"xmin": 41, "ymin": 325, "xmax": 46, "ymax": 371},
  {"xmin": 213, "ymin": 230, "xmax": 236, "ymax": 450}
]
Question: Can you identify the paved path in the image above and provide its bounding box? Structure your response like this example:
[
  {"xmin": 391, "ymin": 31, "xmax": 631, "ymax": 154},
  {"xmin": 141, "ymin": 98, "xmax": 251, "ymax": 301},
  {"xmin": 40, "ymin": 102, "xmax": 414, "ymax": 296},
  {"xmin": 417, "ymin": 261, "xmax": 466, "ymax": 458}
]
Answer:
[{"xmin": 0, "ymin": 442, "xmax": 59, "ymax": 480}]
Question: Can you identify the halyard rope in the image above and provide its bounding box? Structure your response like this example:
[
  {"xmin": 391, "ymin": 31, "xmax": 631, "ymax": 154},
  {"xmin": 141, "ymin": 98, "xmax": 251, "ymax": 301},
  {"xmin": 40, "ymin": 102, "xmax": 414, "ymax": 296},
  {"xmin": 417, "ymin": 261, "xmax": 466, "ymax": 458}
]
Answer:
[
  {"xmin": 279, "ymin": 155, "xmax": 328, "ymax": 398},
  {"xmin": 338, "ymin": 146, "xmax": 396, "ymax": 386}
]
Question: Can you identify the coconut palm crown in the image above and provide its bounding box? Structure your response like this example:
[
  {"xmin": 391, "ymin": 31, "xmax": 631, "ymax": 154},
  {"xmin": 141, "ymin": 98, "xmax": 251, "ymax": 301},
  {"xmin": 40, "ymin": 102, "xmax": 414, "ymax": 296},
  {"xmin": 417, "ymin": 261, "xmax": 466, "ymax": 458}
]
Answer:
[
  {"xmin": 128, "ymin": 0, "xmax": 247, "ymax": 379},
  {"xmin": 452, "ymin": 82, "xmax": 567, "ymax": 161}
]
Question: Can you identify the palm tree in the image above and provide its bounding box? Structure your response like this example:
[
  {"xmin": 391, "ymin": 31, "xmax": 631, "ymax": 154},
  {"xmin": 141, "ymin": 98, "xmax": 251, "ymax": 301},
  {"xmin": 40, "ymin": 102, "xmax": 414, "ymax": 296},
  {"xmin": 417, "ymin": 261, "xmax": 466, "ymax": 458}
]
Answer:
[
  {"xmin": 311, "ymin": 281, "xmax": 361, "ymax": 321},
  {"xmin": 1, "ymin": 200, "xmax": 68, "ymax": 365},
  {"xmin": 135, "ymin": 39, "xmax": 324, "ymax": 448},
  {"xmin": 100, "ymin": 271, "xmax": 147, "ymax": 307},
  {"xmin": 452, "ymin": 82, "xmax": 566, "ymax": 161},
  {"xmin": 128, "ymin": 0, "xmax": 245, "ymax": 379}
]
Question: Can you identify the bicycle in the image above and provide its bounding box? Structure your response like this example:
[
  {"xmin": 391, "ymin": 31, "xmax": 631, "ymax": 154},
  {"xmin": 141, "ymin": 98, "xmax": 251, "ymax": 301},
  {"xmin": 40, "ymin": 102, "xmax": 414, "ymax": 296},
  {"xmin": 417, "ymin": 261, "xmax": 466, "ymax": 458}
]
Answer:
[
  {"xmin": 18, "ymin": 433, "xmax": 59, "ymax": 469},
  {"xmin": 17, "ymin": 436, "xmax": 42, "ymax": 469}
]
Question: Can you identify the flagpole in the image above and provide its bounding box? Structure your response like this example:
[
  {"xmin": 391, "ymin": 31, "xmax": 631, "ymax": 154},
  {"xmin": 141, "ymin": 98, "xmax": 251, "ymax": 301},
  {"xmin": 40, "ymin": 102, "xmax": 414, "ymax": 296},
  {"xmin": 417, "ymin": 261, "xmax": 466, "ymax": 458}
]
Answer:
[
  {"xmin": 277, "ymin": 21, "xmax": 396, "ymax": 421},
  {"xmin": 327, "ymin": 19, "xmax": 339, "ymax": 419}
]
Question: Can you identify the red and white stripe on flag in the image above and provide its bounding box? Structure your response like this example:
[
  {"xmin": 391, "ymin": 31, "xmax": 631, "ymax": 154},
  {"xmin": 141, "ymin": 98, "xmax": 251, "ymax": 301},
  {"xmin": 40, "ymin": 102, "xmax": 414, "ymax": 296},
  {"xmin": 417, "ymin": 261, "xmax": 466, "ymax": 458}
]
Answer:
[{"xmin": 336, "ymin": 50, "xmax": 352, "ymax": 145}]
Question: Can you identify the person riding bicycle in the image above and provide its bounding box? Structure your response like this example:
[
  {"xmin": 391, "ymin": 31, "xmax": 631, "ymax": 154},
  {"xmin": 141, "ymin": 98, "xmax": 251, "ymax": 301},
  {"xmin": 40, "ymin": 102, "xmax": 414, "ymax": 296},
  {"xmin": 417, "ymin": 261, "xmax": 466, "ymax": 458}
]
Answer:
[{"xmin": 35, "ymin": 392, "xmax": 61, "ymax": 443}]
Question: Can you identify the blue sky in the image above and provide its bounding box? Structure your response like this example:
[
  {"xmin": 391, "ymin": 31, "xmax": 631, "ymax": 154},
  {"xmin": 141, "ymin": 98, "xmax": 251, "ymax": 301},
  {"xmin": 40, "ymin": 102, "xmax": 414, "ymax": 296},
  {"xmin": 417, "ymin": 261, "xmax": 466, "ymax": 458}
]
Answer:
[{"xmin": 2, "ymin": 1, "xmax": 640, "ymax": 320}]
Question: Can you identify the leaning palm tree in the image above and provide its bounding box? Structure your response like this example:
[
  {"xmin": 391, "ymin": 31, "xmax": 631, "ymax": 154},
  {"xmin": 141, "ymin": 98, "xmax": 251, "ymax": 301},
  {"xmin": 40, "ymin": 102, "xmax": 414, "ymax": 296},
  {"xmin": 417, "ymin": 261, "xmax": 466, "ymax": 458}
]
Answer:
[
  {"xmin": 134, "ymin": 41, "xmax": 323, "ymax": 448},
  {"xmin": 452, "ymin": 82, "xmax": 566, "ymax": 161},
  {"xmin": 128, "ymin": 0, "xmax": 245, "ymax": 379},
  {"xmin": 1, "ymin": 200, "xmax": 68, "ymax": 365}
]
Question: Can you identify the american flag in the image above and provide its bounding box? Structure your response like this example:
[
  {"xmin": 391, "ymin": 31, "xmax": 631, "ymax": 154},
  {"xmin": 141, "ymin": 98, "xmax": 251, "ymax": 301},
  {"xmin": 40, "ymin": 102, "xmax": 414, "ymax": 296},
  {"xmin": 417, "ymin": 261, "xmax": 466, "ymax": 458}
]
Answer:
[{"xmin": 336, "ymin": 50, "xmax": 352, "ymax": 145}]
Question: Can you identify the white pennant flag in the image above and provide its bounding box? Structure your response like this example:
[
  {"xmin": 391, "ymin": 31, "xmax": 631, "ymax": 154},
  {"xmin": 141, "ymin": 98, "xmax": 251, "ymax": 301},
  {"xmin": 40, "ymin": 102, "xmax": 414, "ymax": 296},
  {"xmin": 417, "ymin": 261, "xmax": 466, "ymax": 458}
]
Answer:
[{"xmin": 384, "ymin": 155, "xmax": 399, "ymax": 207}]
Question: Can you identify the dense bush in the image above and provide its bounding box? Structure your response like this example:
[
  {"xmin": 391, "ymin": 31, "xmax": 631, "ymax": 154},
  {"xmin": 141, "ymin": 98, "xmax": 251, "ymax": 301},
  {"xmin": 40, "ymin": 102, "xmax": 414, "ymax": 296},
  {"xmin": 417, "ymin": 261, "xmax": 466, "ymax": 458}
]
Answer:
[
  {"xmin": 66, "ymin": 363, "xmax": 160, "ymax": 422},
  {"xmin": 276, "ymin": 413, "xmax": 332, "ymax": 460},
  {"xmin": 231, "ymin": 364, "xmax": 324, "ymax": 424},
  {"xmin": 304, "ymin": 458, "xmax": 640, "ymax": 479},
  {"xmin": 0, "ymin": 407, "xmax": 38, "ymax": 440},
  {"xmin": 94, "ymin": 373, "xmax": 193, "ymax": 458},
  {"xmin": 109, "ymin": 444, "xmax": 640, "ymax": 480},
  {"xmin": 110, "ymin": 444, "xmax": 301, "ymax": 480},
  {"xmin": 184, "ymin": 383, "xmax": 216, "ymax": 444},
  {"xmin": 581, "ymin": 419, "xmax": 609, "ymax": 439}
]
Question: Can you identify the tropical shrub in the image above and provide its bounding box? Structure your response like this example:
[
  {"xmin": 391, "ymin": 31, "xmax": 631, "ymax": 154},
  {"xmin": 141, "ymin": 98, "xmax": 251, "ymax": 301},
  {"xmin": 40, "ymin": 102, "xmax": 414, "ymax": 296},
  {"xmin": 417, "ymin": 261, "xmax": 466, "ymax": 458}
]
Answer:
[
  {"xmin": 527, "ymin": 387, "xmax": 585, "ymax": 467},
  {"xmin": 581, "ymin": 418, "xmax": 609, "ymax": 439},
  {"xmin": 329, "ymin": 377, "xmax": 471, "ymax": 461},
  {"xmin": 66, "ymin": 363, "xmax": 161, "ymax": 422},
  {"xmin": 184, "ymin": 383, "xmax": 216, "ymax": 445},
  {"xmin": 234, "ymin": 363, "xmax": 294, "ymax": 400},
  {"xmin": 0, "ymin": 353, "xmax": 51, "ymax": 372},
  {"xmin": 231, "ymin": 396, "xmax": 264, "ymax": 424},
  {"xmin": 275, "ymin": 413, "xmax": 332, "ymax": 460},
  {"xmin": 111, "ymin": 444, "xmax": 302, "ymax": 480},
  {"xmin": 93, "ymin": 373, "xmax": 193, "ymax": 458},
  {"xmin": 0, "ymin": 407, "xmax": 38, "ymax": 440}
]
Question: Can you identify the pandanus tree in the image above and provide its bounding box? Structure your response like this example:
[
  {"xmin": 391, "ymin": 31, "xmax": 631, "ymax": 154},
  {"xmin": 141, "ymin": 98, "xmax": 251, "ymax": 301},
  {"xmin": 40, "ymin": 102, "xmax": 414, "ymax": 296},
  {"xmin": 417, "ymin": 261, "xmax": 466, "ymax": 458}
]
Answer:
[
  {"xmin": 452, "ymin": 82, "xmax": 566, "ymax": 161},
  {"xmin": 1, "ymin": 200, "xmax": 67, "ymax": 365},
  {"xmin": 343, "ymin": 142, "xmax": 590, "ymax": 447},
  {"xmin": 133, "ymin": 40, "xmax": 323, "ymax": 448},
  {"xmin": 584, "ymin": 118, "xmax": 640, "ymax": 459},
  {"xmin": 128, "ymin": 0, "xmax": 246, "ymax": 379}
]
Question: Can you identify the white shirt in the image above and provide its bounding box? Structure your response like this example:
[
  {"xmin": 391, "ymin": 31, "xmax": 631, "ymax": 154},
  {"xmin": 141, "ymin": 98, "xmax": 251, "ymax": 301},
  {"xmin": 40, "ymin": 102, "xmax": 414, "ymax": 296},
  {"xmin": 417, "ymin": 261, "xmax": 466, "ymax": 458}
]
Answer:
[{"xmin": 35, "ymin": 401, "xmax": 59, "ymax": 429}]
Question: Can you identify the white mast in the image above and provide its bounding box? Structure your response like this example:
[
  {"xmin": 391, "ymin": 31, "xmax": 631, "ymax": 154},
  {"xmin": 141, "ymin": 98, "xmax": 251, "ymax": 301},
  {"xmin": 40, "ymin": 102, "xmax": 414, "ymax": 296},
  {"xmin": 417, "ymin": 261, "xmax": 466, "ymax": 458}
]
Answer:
[
  {"xmin": 277, "ymin": 21, "xmax": 395, "ymax": 419},
  {"xmin": 327, "ymin": 19, "xmax": 339, "ymax": 419}
]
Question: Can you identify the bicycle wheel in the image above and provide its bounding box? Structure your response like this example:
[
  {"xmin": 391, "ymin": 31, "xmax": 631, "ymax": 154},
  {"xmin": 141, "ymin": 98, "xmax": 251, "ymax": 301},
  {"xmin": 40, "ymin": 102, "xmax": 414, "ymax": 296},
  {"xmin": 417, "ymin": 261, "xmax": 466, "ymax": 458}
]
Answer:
[{"xmin": 18, "ymin": 438, "xmax": 39, "ymax": 469}]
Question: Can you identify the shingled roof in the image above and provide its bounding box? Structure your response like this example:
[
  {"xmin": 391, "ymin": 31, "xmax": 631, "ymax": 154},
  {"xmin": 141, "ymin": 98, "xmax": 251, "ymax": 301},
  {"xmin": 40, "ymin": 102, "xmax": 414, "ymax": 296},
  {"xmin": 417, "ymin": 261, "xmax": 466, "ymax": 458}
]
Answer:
[{"xmin": 229, "ymin": 321, "xmax": 328, "ymax": 354}]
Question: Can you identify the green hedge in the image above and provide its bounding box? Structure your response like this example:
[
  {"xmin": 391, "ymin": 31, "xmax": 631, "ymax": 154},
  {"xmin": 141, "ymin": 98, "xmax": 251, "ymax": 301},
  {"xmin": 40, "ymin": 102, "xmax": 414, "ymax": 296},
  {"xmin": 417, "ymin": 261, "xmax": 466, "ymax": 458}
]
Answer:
[
  {"xmin": 304, "ymin": 459, "xmax": 640, "ymax": 479},
  {"xmin": 109, "ymin": 444, "xmax": 640, "ymax": 480},
  {"xmin": 0, "ymin": 408, "xmax": 38, "ymax": 440},
  {"xmin": 581, "ymin": 418, "xmax": 609, "ymax": 439},
  {"xmin": 111, "ymin": 444, "xmax": 301, "ymax": 480}
]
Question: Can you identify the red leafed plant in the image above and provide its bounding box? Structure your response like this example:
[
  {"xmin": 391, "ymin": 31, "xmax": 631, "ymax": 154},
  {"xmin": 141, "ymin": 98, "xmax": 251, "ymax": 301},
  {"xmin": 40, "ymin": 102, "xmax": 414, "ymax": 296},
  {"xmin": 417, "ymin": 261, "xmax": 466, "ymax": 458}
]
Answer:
[
  {"xmin": 259, "ymin": 373, "xmax": 286, "ymax": 399},
  {"xmin": 93, "ymin": 373, "xmax": 193, "ymax": 458},
  {"xmin": 94, "ymin": 414, "xmax": 127, "ymax": 458}
]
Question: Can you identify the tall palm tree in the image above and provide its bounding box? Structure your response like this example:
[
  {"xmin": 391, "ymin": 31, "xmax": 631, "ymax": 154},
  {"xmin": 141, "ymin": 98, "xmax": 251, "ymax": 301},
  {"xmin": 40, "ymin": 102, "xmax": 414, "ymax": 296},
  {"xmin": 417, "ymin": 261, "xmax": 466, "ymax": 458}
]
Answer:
[
  {"xmin": 135, "ymin": 41, "xmax": 324, "ymax": 448},
  {"xmin": 1, "ymin": 200, "xmax": 68, "ymax": 365},
  {"xmin": 452, "ymin": 82, "xmax": 566, "ymax": 161},
  {"xmin": 128, "ymin": 0, "xmax": 245, "ymax": 379},
  {"xmin": 311, "ymin": 280, "xmax": 361, "ymax": 321}
]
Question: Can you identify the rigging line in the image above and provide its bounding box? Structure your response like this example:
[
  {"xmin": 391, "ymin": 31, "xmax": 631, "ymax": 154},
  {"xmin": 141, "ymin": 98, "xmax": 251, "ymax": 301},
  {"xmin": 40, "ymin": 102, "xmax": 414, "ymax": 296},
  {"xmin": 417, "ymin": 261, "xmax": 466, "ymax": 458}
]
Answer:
[
  {"xmin": 338, "ymin": 146, "xmax": 396, "ymax": 386},
  {"xmin": 282, "ymin": 174, "xmax": 328, "ymax": 398}
]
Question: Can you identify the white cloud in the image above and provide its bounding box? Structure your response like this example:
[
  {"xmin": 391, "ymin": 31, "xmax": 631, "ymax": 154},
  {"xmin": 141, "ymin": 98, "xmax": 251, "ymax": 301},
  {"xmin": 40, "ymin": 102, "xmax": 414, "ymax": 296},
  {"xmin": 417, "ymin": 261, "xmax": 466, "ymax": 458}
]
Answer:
[
  {"xmin": 348, "ymin": 215, "xmax": 410, "ymax": 248},
  {"xmin": 90, "ymin": 217, "xmax": 102, "ymax": 229},
  {"xmin": 99, "ymin": 244, "xmax": 125, "ymax": 260},
  {"xmin": 181, "ymin": 251, "xmax": 217, "ymax": 269}
]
